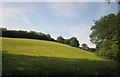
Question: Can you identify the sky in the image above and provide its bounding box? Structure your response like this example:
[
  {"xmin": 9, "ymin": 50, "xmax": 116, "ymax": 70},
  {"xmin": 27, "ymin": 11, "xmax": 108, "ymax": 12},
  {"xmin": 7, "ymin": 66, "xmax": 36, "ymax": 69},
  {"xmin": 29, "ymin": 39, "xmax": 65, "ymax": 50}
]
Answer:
[{"xmin": 0, "ymin": 2, "xmax": 118, "ymax": 48}]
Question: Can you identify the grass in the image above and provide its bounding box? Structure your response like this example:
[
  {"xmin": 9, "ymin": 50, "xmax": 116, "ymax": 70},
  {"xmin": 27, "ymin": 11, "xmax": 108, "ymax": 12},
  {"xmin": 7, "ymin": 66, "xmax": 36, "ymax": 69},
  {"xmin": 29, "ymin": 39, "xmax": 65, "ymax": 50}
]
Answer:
[{"xmin": 1, "ymin": 37, "xmax": 119, "ymax": 76}]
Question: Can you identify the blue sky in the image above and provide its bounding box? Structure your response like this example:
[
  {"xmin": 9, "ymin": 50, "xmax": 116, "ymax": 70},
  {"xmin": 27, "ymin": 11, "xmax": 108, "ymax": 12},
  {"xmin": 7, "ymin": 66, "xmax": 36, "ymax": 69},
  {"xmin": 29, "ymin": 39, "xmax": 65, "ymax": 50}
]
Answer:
[{"xmin": 0, "ymin": 2, "xmax": 118, "ymax": 47}]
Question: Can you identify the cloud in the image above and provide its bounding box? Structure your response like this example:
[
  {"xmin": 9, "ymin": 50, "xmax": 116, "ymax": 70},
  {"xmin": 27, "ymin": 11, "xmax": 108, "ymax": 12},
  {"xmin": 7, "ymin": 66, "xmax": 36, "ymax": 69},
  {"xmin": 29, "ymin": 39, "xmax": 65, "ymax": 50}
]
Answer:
[
  {"xmin": 0, "ymin": 2, "xmax": 97, "ymax": 48},
  {"xmin": 33, "ymin": 23, "xmax": 96, "ymax": 48},
  {"xmin": 63, "ymin": 24, "xmax": 95, "ymax": 48},
  {"xmin": 48, "ymin": 2, "xmax": 86, "ymax": 18},
  {"xmin": 94, "ymin": 3, "xmax": 117, "ymax": 20},
  {"xmin": 1, "ymin": 7, "xmax": 37, "ymax": 28}
]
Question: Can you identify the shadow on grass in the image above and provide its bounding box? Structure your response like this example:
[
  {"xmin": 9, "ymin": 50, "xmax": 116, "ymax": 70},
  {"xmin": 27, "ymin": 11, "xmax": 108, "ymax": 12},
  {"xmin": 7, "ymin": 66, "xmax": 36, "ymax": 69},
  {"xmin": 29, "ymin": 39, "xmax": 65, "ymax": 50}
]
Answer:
[{"xmin": 2, "ymin": 52, "xmax": 120, "ymax": 76}]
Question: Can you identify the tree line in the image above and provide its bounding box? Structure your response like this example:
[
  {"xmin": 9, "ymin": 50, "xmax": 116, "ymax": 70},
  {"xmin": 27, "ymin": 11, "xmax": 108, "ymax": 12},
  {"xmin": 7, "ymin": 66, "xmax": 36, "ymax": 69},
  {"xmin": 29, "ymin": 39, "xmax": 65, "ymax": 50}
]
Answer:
[
  {"xmin": 56, "ymin": 36, "xmax": 96, "ymax": 52},
  {"xmin": 57, "ymin": 36, "xmax": 79, "ymax": 47},
  {"xmin": 90, "ymin": 13, "xmax": 120, "ymax": 61},
  {"xmin": 0, "ymin": 28, "xmax": 56, "ymax": 42},
  {"xmin": 0, "ymin": 28, "xmax": 95, "ymax": 52},
  {"xmin": 0, "ymin": 28, "xmax": 80, "ymax": 48}
]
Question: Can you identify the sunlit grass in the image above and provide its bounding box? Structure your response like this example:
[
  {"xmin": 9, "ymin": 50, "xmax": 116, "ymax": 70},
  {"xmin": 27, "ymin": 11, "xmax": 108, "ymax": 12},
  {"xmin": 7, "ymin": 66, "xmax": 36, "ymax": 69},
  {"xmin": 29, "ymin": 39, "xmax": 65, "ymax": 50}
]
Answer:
[
  {"xmin": 2, "ymin": 37, "xmax": 119, "ymax": 75},
  {"xmin": 2, "ymin": 37, "xmax": 104, "ymax": 60}
]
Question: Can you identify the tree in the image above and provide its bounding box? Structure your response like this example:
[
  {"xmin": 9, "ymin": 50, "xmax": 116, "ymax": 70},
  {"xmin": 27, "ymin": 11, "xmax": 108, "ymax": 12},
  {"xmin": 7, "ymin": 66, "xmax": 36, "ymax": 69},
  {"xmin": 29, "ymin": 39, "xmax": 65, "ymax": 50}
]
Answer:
[
  {"xmin": 69, "ymin": 37, "xmax": 79, "ymax": 47},
  {"xmin": 81, "ymin": 43, "xmax": 88, "ymax": 50},
  {"xmin": 90, "ymin": 13, "xmax": 120, "ymax": 61},
  {"xmin": 89, "ymin": 48, "xmax": 96, "ymax": 52},
  {"xmin": 0, "ymin": 28, "xmax": 7, "ymax": 37},
  {"xmin": 57, "ymin": 36, "xmax": 65, "ymax": 44},
  {"xmin": 106, "ymin": 0, "xmax": 120, "ymax": 61},
  {"xmin": 64, "ymin": 39, "xmax": 71, "ymax": 45},
  {"xmin": 46, "ymin": 34, "xmax": 51, "ymax": 38},
  {"xmin": 0, "ymin": 28, "xmax": 7, "ymax": 31}
]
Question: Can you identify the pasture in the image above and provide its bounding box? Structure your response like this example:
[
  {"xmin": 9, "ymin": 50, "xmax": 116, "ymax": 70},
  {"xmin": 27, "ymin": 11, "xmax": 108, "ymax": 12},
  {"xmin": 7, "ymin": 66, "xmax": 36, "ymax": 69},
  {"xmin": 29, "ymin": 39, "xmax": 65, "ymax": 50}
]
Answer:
[{"xmin": 1, "ymin": 37, "xmax": 119, "ymax": 76}]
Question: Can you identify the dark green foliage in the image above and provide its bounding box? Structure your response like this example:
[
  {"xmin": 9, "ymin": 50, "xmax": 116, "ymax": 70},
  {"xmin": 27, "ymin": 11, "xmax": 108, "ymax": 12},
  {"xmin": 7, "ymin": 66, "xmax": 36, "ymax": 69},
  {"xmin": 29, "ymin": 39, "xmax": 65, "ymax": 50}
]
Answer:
[
  {"xmin": 46, "ymin": 34, "xmax": 51, "ymax": 38},
  {"xmin": 116, "ymin": 13, "xmax": 120, "ymax": 61},
  {"xmin": 89, "ymin": 48, "xmax": 96, "ymax": 52},
  {"xmin": 0, "ymin": 28, "xmax": 56, "ymax": 42},
  {"xmin": 90, "ymin": 13, "xmax": 120, "ymax": 61},
  {"xmin": 57, "ymin": 36, "xmax": 80, "ymax": 47},
  {"xmin": 81, "ymin": 43, "xmax": 89, "ymax": 50},
  {"xmin": 0, "ymin": 27, "xmax": 7, "ymax": 31},
  {"xmin": 79, "ymin": 43, "xmax": 95, "ymax": 52},
  {"xmin": 57, "ymin": 36, "xmax": 65, "ymax": 44},
  {"xmin": 69, "ymin": 37, "xmax": 79, "ymax": 47},
  {"xmin": 64, "ymin": 39, "xmax": 71, "ymax": 45}
]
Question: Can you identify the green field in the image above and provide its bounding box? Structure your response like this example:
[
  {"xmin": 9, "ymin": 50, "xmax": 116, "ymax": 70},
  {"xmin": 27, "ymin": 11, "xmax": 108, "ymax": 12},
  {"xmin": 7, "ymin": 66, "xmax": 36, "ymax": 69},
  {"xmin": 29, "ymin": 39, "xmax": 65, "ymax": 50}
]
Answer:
[{"xmin": 1, "ymin": 37, "xmax": 119, "ymax": 75}]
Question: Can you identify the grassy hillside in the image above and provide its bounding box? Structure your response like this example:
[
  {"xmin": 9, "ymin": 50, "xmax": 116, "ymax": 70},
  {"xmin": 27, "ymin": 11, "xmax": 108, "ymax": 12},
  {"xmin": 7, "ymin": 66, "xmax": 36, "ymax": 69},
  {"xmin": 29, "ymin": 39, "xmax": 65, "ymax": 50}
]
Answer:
[{"xmin": 1, "ymin": 37, "xmax": 119, "ymax": 75}]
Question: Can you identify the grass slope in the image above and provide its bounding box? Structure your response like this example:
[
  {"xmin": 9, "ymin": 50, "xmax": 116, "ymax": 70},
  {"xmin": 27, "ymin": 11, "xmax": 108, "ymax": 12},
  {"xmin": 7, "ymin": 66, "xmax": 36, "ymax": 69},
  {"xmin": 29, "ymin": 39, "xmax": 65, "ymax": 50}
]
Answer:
[{"xmin": 1, "ymin": 37, "xmax": 119, "ymax": 75}]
